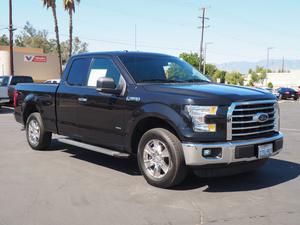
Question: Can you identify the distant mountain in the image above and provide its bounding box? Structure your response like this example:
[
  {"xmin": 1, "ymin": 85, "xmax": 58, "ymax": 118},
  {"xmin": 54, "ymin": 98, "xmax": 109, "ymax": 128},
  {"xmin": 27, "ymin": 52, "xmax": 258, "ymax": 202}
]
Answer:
[{"xmin": 217, "ymin": 59, "xmax": 300, "ymax": 74}]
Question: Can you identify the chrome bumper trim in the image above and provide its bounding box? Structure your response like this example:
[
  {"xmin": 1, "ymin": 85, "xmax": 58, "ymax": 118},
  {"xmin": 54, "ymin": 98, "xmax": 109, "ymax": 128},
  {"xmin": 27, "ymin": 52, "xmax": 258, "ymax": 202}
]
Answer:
[
  {"xmin": 0, "ymin": 99, "xmax": 10, "ymax": 104},
  {"xmin": 182, "ymin": 132, "xmax": 283, "ymax": 166}
]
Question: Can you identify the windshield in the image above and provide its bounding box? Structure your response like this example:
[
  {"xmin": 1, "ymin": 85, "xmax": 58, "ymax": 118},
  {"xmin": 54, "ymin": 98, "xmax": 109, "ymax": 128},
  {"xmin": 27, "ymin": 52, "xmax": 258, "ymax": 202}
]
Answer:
[
  {"xmin": 0, "ymin": 76, "xmax": 9, "ymax": 87},
  {"xmin": 118, "ymin": 54, "xmax": 210, "ymax": 83}
]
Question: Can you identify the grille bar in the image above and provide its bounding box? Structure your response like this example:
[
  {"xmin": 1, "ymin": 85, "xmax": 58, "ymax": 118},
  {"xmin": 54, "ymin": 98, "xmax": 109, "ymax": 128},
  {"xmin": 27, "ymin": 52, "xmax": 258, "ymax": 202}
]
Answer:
[
  {"xmin": 233, "ymin": 106, "xmax": 274, "ymax": 111},
  {"xmin": 232, "ymin": 123, "xmax": 275, "ymax": 130},
  {"xmin": 232, "ymin": 118, "xmax": 275, "ymax": 124},
  {"xmin": 232, "ymin": 111, "xmax": 275, "ymax": 117},
  {"xmin": 232, "ymin": 128, "xmax": 275, "ymax": 137}
]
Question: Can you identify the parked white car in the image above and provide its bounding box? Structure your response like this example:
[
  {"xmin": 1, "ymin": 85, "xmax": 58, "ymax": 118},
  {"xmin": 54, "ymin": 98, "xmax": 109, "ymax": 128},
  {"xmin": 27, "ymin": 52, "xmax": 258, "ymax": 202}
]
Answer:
[{"xmin": 0, "ymin": 75, "xmax": 34, "ymax": 108}]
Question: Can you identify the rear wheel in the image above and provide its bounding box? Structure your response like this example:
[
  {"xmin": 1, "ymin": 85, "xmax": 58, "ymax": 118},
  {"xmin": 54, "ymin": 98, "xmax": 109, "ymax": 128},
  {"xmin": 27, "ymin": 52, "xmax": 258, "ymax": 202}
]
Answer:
[
  {"xmin": 26, "ymin": 112, "xmax": 52, "ymax": 150},
  {"xmin": 137, "ymin": 128, "xmax": 188, "ymax": 188}
]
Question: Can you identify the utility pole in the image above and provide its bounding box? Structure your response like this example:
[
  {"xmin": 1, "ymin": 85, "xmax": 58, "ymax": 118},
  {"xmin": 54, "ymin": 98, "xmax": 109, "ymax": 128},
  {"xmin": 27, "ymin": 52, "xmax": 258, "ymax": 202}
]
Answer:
[
  {"xmin": 134, "ymin": 24, "xmax": 137, "ymax": 51},
  {"xmin": 203, "ymin": 42, "xmax": 213, "ymax": 74},
  {"xmin": 281, "ymin": 56, "xmax": 285, "ymax": 73},
  {"xmin": 9, "ymin": 0, "xmax": 14, "ymax": 76},
  {"xmin": 198, "ymin": 7, "xmax": 209, "ymax": 72}
]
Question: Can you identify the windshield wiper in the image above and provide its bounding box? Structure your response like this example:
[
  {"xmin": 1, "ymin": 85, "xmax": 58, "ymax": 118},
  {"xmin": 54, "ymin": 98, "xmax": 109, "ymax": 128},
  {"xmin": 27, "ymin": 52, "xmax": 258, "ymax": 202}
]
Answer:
[
  {"xmin": 184, "ymin": 79, "xmax": 210, "ymax": 83},
  {"xmin": 142, "ymin": 79, "xmax": 184, "ymax": 83}
]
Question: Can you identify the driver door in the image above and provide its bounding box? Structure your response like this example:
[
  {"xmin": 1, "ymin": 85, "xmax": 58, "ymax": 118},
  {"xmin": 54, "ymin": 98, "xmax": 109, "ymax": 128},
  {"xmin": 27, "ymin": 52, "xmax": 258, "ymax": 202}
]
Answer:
[{"xmin": 76, "ymin": 57, "xmax": 127, "ymax": 150}]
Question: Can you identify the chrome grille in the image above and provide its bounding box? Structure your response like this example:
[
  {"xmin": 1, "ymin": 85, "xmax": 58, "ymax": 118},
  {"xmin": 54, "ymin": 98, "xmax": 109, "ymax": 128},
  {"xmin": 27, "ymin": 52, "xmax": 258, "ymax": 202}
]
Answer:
[{"xmin": 227, "ymin": 100, "xmax": 278, "ymax": 140}]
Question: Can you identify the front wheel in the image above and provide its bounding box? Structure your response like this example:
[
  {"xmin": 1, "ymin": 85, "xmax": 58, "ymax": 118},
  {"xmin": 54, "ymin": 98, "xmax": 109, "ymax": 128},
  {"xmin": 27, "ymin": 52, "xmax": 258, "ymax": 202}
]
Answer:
[
  {"xmin": 26, "ymin": 112, "xmax": 52, "ymax": 150},
  {"xmin": 137, "ymin": 128, "xmax": 188, "ymax": 188}
]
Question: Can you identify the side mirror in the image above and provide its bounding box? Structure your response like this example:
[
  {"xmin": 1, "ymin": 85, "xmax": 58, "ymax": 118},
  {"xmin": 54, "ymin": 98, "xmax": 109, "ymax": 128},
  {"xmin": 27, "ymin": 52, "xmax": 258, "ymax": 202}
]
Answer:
[{"xmin": 96, "ymin": 77, "xmax": 122, "ymax": 95}]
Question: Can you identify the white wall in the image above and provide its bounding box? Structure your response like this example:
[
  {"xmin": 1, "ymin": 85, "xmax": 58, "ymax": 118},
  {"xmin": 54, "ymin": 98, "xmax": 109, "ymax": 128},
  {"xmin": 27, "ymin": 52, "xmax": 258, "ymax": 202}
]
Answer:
[{"xmin": 265, "ymin": 71, "xmax": 300, "ymax": 89}]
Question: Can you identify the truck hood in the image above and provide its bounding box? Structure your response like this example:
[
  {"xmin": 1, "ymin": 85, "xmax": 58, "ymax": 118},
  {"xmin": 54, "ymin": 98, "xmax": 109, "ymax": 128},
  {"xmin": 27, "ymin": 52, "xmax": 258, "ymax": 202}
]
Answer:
[{"xmin": 142, "ymin": 83, "xmax": 276, "ymax": 104}]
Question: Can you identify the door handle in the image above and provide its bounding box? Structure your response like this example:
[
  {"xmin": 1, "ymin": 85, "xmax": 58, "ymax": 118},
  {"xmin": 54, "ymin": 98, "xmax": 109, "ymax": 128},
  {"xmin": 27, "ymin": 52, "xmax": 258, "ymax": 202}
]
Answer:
[{"xmin": 78, "ymin": 97, "xmax": 88, "ymax": 103}]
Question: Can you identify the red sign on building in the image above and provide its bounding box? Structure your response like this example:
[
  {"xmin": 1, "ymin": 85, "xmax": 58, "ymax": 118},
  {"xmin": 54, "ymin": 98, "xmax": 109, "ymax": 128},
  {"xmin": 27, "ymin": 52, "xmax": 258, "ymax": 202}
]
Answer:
[{"xmin": 24, "ymin": 55, "xmax": 47, "ymax": 63}]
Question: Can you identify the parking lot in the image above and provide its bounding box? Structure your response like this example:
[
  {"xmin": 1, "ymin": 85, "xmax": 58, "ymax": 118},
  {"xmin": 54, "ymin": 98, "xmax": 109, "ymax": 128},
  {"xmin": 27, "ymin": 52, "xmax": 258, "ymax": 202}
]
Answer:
[{"xmin": 0, "ymin": 101, "xmax": 299, "ymax": 225}]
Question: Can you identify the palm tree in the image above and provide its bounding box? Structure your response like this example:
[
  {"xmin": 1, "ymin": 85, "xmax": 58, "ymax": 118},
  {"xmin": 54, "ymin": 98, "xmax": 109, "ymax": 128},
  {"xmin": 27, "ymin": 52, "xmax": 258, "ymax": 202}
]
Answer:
[
  {"xmin": 63, "ymin": 0, "xmax": 80, "ymax": 58},
  {"xmin": 42, "ymin": 0, "xmax": 62, "ymax": 75}
]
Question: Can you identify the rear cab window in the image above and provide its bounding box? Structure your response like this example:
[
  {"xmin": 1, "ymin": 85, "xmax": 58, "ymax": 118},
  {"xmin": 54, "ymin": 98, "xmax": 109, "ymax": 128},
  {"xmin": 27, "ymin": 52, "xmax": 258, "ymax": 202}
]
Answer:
[{"xmin": 67, "ymin": 58, "xmax": 92, "ymax": 86}]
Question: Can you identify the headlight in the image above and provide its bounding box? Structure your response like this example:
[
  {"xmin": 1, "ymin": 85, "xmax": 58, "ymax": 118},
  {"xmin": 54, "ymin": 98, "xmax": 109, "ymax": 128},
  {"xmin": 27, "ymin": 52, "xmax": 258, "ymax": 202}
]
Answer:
[
  {"xmin": 185, "ymin": 105, "xmax": 218, "ymax": 132},
  {"xmin": 274, "ymin": 102, "xmax": 280, "ymax": 131}
]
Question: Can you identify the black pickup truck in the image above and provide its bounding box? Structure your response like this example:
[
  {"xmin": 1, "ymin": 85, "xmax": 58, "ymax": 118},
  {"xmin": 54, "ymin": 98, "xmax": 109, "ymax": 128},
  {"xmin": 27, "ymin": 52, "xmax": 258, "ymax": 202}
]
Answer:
[{"xmin": 14, "ymin": 51, "xmax": 283, "ymax": 188}]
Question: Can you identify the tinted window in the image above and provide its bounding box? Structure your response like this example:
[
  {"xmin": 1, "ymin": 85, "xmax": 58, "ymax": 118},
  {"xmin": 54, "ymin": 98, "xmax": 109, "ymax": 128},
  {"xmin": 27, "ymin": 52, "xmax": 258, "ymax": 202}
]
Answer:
[
  {"xmin": 119, "ymin": 54, "xmax": 210, "ymax": 83},
  {"xmin": 11, "ymin": 76, "xmax": 33, "ymax": 85},
  {"xmin": 67, "ymin": 58, "xmax": 91, "ymax": 86},
  {"xmin": 281, "ymin": 88, "xmax": 295, "ymax": 92},
  {"xmin": 87, "ymin": 58, "xmax": 121, "ymax": 87},
  {"xmin": 0, "ymin": 76, "xmax": 9, "ymax": 86}
]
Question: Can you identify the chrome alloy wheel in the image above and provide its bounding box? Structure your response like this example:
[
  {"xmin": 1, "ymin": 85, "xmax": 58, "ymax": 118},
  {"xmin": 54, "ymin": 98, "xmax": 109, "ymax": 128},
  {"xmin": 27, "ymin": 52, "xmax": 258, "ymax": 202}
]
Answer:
[
  {"xmin": 143, "ymin": 139, "xmax": 171, "ymax": 179},
  {"xmin": 28, "ymin": 119, "xmax": 40, "ymax": 146}
]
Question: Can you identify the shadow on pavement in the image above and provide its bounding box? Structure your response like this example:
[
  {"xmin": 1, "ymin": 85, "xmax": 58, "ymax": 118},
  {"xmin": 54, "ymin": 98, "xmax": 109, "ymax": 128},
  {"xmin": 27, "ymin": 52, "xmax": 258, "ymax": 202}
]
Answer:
[
  {"xmin": 176, "ymin": 158, "xmax": 300, "ymax": 192},
  {"xmin": 49, "ymin": 139, "xmax": 141, "ymax": 176},
  {"xmin": 49, "ymin": 139, "xmax": 299, "ymax": 191},
  {"xmin": 0, "ymin": 107, "xmax": 14, "ymax": 114}
]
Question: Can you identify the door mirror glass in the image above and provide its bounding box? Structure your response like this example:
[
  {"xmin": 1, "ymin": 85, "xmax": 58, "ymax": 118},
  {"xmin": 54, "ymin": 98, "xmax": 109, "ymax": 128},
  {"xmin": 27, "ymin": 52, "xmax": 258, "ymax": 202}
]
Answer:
[{"xmin": 96, "ymin": 77, "xmax": 121, "ymax": 95}]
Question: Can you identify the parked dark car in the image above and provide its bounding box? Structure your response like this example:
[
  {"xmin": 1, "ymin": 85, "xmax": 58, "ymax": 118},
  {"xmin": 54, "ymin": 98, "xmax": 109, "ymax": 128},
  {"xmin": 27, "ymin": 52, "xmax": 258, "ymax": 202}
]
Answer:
[
  {"xmin": 14, "ymin": 51, "xmax": 283, "ymax": 188},
  {"xmin": 275, "ymin": 87, "xmax": 299, "ymax": 100},
  {"xmin": 0, "ymin": 75, "xmax": 34, "ymax": 107}
]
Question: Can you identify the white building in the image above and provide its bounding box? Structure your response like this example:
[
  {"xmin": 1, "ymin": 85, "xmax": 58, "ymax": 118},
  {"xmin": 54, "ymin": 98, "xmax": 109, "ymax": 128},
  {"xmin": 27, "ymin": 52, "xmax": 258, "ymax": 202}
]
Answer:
[{"xmin": 244, "ymin": 70, "xmax": 300, "ymax": 90}]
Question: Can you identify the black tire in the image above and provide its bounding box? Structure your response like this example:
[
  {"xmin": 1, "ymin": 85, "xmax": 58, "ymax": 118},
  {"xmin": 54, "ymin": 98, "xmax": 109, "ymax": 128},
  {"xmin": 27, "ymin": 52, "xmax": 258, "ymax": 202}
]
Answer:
[
  {"xmin": 293, "ymin": 96, "xmax": 299, "ymax": 101},
  {"xmin": 26, "ymin": 112, "xmax": 52, "ymax": 150},
  {"xmin": 137, "ymin": 128, "xmax": 188, "ymax": 188}
]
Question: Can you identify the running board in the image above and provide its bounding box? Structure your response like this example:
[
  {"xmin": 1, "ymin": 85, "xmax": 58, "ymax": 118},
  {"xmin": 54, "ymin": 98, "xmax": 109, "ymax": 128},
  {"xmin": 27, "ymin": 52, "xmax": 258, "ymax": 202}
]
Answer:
[{"xmin": 57, "ymin": 138, "xmax": 130, "ymax": 158}]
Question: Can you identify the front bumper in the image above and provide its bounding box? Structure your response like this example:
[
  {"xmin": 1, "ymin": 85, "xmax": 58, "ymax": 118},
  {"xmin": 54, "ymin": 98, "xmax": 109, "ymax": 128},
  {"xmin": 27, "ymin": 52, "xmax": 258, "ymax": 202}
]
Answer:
[{"xmin": 182, "ymin": 132, "xmax": 283, "ymax": 166}]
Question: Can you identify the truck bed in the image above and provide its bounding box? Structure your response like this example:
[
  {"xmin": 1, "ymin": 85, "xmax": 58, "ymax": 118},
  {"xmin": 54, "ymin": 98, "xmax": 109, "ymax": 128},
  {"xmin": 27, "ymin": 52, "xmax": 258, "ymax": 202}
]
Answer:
[{"xmin": 15, "ymin": 83, "xmax": 59, "ymax": 133}]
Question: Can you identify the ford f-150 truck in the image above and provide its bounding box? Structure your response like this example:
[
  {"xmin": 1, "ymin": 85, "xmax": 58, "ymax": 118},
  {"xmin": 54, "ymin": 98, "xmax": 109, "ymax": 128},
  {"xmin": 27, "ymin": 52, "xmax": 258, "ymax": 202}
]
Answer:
[{"xmin": 14, "ymin": 51, "xmax": 283, "ymax": 188}]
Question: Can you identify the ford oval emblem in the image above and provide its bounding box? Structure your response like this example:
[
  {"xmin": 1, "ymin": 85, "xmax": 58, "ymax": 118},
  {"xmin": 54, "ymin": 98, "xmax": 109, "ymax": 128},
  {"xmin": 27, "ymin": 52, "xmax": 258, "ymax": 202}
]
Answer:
[{"xmin": 254, "ymin": 113, "xmax": 269, "ymax": 123}]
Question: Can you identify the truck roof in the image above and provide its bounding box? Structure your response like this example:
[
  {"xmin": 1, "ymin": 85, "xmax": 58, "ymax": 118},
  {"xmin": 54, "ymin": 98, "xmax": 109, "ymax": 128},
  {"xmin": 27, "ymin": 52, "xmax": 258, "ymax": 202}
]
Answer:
[{"xmin": 75, "ymin": 51, "xmax": 173, "ymax": 58}]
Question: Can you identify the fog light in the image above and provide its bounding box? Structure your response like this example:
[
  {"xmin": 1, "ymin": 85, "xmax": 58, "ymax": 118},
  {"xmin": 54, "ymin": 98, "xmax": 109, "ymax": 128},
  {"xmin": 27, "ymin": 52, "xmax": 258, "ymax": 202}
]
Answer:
[
  {"xmin": 203, "ymin": 149, "xmax": 212, "ymax": 156},
  {"xmin": 202, "ymin": 148, "xmax": 222, "ymax": 159}
]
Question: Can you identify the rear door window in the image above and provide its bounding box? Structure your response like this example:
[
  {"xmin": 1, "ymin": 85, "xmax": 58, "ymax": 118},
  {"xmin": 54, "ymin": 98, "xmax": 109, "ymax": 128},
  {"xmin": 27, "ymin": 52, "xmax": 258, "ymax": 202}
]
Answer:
[{"xmin": 67, "ymin": 58, "xmax": 91, "ymax": 86}]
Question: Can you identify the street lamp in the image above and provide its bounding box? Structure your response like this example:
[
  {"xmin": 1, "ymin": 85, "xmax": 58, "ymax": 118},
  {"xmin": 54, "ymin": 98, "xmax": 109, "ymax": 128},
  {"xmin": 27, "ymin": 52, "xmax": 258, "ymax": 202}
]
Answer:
[
  {"xmin": 266, "ymin": 47, "xmax": 275, "ymax": 86},
  {"xmin": 203, "ymin": 42, "xmax": 213, "ymax": 74},
  {"xmin": 266, "ymin": 47, "xmax": 274, "ymax": 72}
]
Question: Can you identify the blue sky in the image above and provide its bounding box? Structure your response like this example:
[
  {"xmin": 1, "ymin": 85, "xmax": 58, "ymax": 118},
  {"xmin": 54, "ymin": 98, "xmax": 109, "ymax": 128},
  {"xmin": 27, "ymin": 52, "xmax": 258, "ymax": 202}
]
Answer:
[{"xmin": 0, "ymin": 0, "xmax": 299, "ymax": 63}]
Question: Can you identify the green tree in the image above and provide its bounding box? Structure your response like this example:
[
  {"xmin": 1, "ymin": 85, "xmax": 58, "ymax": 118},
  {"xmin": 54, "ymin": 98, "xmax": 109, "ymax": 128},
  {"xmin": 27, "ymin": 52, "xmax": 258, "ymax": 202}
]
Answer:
[
  {"xmin": 268, "ymin": 82, "xmax": 273, "ymax": 89},
  {"xmin": 212, "ymin": 70, "xmax": 226, "ymax": 83},
  {"xmin": 15, "ymin": 22, "xmax": 56, "ymax": 53},
  {"xmin": 60, "ymin": 36, "xmax": 88, "ymax": 64},
  {"xmin": 42, "ymin": 0, "xmax": 62, "ymax": 75},
  {"xmin": 63, "ymin": 0, "xmax": 80, "ymax": 58},
  {"xmin": 179, "ymin": 52, "xmax": 199, "ymax": 69},
  {"xmin": 248, "ymin": 66, "xmax": 267, "ymax": 86},
  {"xmin": 225, "ymin": 71, "xmax": 244, "ymax": 86},
  {"xmin": 0, "ymin": 34, "xmax": 9, "ymax": 46},
  {"xmin": 204, "ymin": 63, "xmax": 217, "ymax": 78}
]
